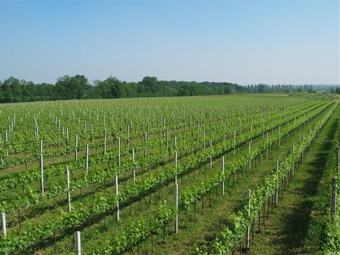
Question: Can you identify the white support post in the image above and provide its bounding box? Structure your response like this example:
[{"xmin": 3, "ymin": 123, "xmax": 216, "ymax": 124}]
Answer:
[
  {"xmin": 85, "ymin": 144, "xmax": 89, "ymax": 174},
  {"xmin": 76, "ymin": 231, "xmax": 81, "ymax": 255},
  {"xmin": 67, "ymin": 167, "xmax": 71, "ymax": 212},
  {"xmin": 104, "ymin": 129, "xmax": 107, "ymax": 155},
  {"xmin": 118, "ymin": 138, "xmax": 121, "ymax": 169},
  {"xmin": 115, "ymin": 174, "xmax": 120, "ymax": 221},
  {"xmin": 266, "ymin": 132, "xmax": 269, "ymax": 158},
  {"xmin": 246, "ymin": 189, "xmax": 251, "ymax": 249},
  {"xmin": 175, "ymin": 184, "xmax": 179, "ymax": 234},
  {"xmin": 2, "ymin": 212, "xmax": 6, "ymax": 237},
  {"xmin": 40, "ymin": 153, "xmax": 44, "ymax": 194},
  {"xmin": 75, "ymin": 134, "xmax": 78, "ymax": 162},
  {"xmin": 175, "ymin": 151, "xmax": 178, "ymax": 185}
]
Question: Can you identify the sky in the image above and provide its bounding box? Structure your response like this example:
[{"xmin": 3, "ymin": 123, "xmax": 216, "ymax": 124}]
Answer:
[{"xmin": 0, "ymin": 0, "xmax": 339, "ymax": 86}]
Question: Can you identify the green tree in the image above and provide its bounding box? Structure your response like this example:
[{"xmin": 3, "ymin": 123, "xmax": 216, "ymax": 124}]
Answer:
[
  {"xmin": 105, "ymin": 76, "xmax": 126, "ymax": 98},
  {"xmin": 140, "ymin": 76, "xmax": 164, "ymax": 95},
  {"xmin": 297, "ymin": 87, "xmax": 303, "ymax": 93},
  {"xmin": 0, "ymin": 81, "xmax": 4, "ymax": 102},
  {"xmin": 36, "ymin": 83, "xmax": 55, "ymax": 100},
  {"xmin": 95, "ymin": 79, "xmax": 111, "ymax": 99},
  {"xmin": 224, "ymin": 85, "xmax": 235, "ymax": 94},
  {"xmin": 55, "ymin": 75, "xmax": 71, "ymax": 99},
  {"xmin": 257, "ymin": 84, "xmax": 266, "ymax": 93},
  {"xmin": 21, "ymin": 80, "xmax": 36, "ymax": 102},
  {"xmin": 2, "ymin": 76, "xmax": 22, "ymax": 102},
  {"xmin": 55, "ymin": 75, "xmax": 88, "ymax": 100},
  {"xmin": 73, "ymin": 75, "xmax": 89, "ymax": 99}
]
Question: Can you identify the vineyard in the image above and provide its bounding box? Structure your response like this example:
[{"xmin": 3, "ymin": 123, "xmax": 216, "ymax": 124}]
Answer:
[{"xmin": 0, "ymin": 94, "xmax": 339, "ymax": 254}]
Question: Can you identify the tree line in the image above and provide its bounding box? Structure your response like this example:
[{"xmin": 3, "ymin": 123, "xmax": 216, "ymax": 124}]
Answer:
[
  {"xmin": 0, "ymin": 75, "xmax": 245, "ymax": 103},
  {"xmin": 0, "ymin": 75, "xmax": 338, "ymax": 103}
]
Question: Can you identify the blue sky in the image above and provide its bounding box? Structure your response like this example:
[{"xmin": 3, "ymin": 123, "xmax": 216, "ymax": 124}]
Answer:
[{"xmin": 0, "ymin": 0, "xmax": 339, "ymax": 85}]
